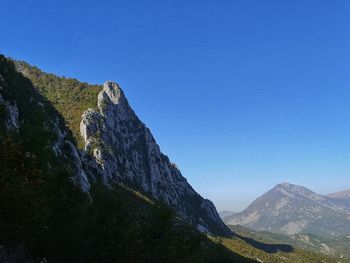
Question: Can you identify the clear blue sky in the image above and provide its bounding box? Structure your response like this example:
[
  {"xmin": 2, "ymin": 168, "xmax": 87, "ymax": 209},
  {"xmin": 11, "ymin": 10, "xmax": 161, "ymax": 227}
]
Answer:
[{"xmin": 1, "ymin": 0, "xmax": 350, "ymax": 211}]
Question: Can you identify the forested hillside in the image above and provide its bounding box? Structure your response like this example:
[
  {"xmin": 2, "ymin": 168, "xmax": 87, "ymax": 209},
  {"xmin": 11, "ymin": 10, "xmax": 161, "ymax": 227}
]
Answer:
[{"xmin": 0, "ymin": 55, "xmax": 252, "ymax": 262}]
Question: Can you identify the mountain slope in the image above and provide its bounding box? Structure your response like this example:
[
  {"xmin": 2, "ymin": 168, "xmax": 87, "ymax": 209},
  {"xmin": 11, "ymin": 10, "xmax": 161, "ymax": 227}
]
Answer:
[
  {"xmin": 225, "ymin": 182, "xmax": 350, "ymax": 237},
  {"xmin": 1, "ymin": 55, "xmax": 253, "ymax": 262},
  {"xmin": 212, "ymin": 226, "xmax": 346, "ymax": 263},
  {"xmin": 80, "ymin": 81, "xmax": 229, "ymax": 235},
  {"xmin": 14, "ymin": 60, "xmax": 230, "ymax": 236},
  {"xmin": 14, "ymin": 60, "xmax": 102, "ymax": 149},
  {"xmin": 228, "ymin": 225, "xmax": 350, "ymax": 260},
  {"xmin": 0, "ymin": 56, "xmax": 90, "ymax": 191}
]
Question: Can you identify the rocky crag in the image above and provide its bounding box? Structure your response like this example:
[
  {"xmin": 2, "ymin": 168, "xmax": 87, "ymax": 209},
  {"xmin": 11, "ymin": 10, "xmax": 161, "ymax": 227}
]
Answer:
[
  {"xmin": 13, "ymin": 60, "xmax": 230, "ymax": 236},
  {"xmin": 80, "ymin": 81, "xmax": 229, "ymax": 235}
]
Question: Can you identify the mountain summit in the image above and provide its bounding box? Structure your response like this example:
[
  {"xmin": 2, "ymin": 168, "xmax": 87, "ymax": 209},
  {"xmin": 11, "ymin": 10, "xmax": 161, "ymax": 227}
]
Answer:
[
  {"xmin": 79, "ymin": 81, "xmax": 230, "ymax": 235},
  {"xmin": 14, "ymin": 60, "xmax": 230, "ymax": 236},
  {"xmin": 224, "ymin": 182, "xmax": 350, "ymax": 237},
  {"xmin": 0, "ymin": 56, "xmax": 238, "ymax": 262}
]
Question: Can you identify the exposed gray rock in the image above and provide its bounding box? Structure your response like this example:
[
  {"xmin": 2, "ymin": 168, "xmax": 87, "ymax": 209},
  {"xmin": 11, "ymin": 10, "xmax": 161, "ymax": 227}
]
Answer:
[
  {"xmin": 80, "ymin": 81, "xmax": 230, "ymax": 236},
  {"xmin": 0, "ymin": 95, "xmax": 19, "ymax": 132},
  {"xmin": 0, "ymin": 92, "xmax": 90, "ymax": 193},
  {"xmin": 65, "ymin": 140, "xmax": 90, "ymax": 192}
]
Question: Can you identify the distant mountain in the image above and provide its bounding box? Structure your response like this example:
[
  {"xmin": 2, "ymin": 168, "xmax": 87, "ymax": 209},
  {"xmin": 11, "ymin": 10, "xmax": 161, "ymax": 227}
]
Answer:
[
  {"xmin": 224, "ymin": 182, "xmax": 350, "ymax": 237},
  {"xmin": 327, "ymin": 189, "xmax": 350, "ymax": 200},
  {"xmin": 219, "ymin": 210, "xmax": 236, "ymax": 219}
]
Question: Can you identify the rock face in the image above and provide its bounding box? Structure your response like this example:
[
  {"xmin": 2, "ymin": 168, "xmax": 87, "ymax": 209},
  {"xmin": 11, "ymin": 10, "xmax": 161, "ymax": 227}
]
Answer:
[
  {"xmin": 225, "ymin": 182, "xmax": 350, "ymax": 237},
  {"xmin": 80, "ymin": 81, "xmax": 230, "ymax": 236},
  {"xmin": 0, "ymin": 94, "xmax": 19, "ymax": 132},
  {"xmin": 12, "ymin": 57, "xmax": 230, "ymax": 236}
]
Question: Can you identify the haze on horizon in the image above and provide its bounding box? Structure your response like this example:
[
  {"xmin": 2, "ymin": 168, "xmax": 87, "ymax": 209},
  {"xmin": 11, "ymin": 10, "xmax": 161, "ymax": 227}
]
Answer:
[{"xmin": 1, "ymin": 0, "xmax": 350, "ymax": 211}]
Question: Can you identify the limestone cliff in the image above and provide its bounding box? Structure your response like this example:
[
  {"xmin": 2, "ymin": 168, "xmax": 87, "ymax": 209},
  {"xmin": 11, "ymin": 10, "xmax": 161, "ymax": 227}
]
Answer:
[{"xmin": 80, "ymin": 81, "xmax": 230, "ymax": 235}]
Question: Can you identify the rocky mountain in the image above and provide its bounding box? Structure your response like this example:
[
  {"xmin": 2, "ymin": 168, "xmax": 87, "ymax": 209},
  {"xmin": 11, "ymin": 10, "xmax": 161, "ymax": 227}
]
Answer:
[
  {"xmin": 327, "ymin": 189, "xmax": 350, "ymax": 200},
  {"xmin": 224, "ymin": 182, "xmax": 350, "ymax": 237},
  {"xmin": 79, "ymin": 81, "xmax": 229, "ymax": 235},
  {"xmin": 14, "ymin": 59, "xmax": 230, "ymax": 236},
  {"xmin": 1, "ymin": 54, "xmax": 246, "ymax": 262}
]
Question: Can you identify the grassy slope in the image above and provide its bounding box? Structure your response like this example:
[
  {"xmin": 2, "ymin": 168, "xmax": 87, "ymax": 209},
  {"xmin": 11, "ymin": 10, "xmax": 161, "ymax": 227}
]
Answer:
[
  {"xmin": 14, "ymin": 60, "xmax": 102, "ymax": 148},
  {"xmin": 230, "ymin": 224, "xmax": 350, "ymax": 260},
  {"xmin": 213, "ymin": 237, "xmax": 344, "ymax": 263},
  {"xmin": 222, "ymin": 225, "xmax": 347, "ymax": 263}
]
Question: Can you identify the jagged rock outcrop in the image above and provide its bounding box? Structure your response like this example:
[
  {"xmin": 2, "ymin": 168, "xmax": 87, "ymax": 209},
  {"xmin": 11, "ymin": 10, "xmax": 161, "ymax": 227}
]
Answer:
[
  {"xmin": 80, "ymin": 81, "xmax": 230, "ymax": 236},
  {"xmin": 12, "ymin": 57, "xmax": 230, "ymax": 235},
  {"xmin": 0, "ymin": 94, "xmax": 19, "ymax": 132}
]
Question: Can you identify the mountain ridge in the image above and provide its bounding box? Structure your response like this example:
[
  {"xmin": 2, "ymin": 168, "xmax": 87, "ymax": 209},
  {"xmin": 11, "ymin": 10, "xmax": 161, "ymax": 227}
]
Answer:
[
  {"xmin": 14, "ymin": 59, "xmax": 231, "ymax": 236},
  {"xmin": 79, "ymin": 80, "xmax": 230, "ymax": 235},
  {"xmin": 1, "ymin": 54, "xmax": 244, "ymax": 262}
]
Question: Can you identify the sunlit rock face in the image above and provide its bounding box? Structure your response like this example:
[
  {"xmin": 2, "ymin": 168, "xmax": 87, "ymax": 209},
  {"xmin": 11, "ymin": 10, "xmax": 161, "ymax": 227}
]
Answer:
[{"xmin": 80, "ymin": 81, "xmax": 230, "ymax": 236}]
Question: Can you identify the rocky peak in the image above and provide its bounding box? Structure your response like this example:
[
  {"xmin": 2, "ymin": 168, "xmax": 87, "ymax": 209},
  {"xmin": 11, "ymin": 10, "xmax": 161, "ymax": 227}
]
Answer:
[
  {"xmin": 98, "ymin": 81, "xmax": 137, "ymax": 122},
  {"xmin": 273, "ymin": 182, "xmax": 326, "ymax": 203},
  {"xmin": 275, "ymin": 182, "xmax": 307, "ymax": 192},
  {"xmin": 4, "ymin": 57, "xmax": 230, "ymax": 236},
  {"xmin": 278, "ymin": 182, "xmax": 293, "ymax": 188},
  {"xmin": 101, "ymin": 81, "xmax": 124, "ymax": 105},
  {"xmin": 80, "ymin": 81, "xmax": 231, "ymax": 236}
]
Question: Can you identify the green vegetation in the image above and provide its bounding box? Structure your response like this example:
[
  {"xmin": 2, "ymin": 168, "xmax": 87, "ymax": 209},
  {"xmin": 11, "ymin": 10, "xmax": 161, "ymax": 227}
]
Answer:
[
  {"xmin": 228, "ymin": 224, "xmax": 350, "ymax": 261},
  {"xmin": 0, "ymin": 133, "xmax": 251, "ymax": 262},
  {"xmin": 14, "ymin": 60, "xmax": 102, "ymax": 148},
  {"xmin": 1, "ymin": 55, "xmax": 253, "ymax": 262},
  {"xmin": 211, "ymin": 236, "xmax": 345, "ymax": 263}
]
